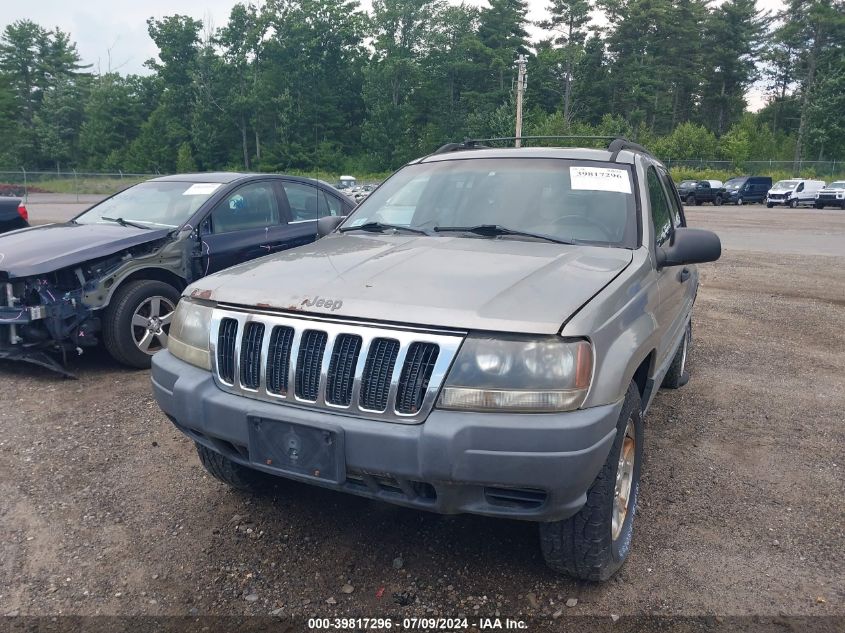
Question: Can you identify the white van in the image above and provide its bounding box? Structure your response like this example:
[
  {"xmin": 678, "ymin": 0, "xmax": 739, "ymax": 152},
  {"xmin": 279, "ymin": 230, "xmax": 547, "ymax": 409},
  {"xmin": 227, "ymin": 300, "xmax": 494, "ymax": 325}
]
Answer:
[{"xmin": 766, "ymin": 179, "xmax": 826, "ymax": 208}]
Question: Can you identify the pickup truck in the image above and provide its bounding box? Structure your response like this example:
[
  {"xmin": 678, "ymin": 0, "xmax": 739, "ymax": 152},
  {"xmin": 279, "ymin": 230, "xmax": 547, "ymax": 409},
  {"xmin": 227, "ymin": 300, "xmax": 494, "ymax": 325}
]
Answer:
[
  {"xmin": 676, "ymin": 180, "xmax": 723, "ymax": 205},
  {"xmin": 151, "ymin": 138, "xmax": 721, "ymax": 580}
]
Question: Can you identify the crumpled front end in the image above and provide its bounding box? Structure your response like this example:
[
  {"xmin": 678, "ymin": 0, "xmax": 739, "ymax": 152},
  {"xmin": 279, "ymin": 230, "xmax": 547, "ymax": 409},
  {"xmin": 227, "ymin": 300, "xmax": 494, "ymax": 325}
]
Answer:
[{"xmin": 0, "ymin": 268, "xmax": 100, "ymax": 373}]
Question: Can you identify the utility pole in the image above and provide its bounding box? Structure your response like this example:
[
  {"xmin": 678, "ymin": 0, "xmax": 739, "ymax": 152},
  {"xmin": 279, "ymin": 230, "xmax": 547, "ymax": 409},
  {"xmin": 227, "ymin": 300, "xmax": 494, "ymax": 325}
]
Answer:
[{"xmin": 514, "ymin": 55, "xmax": 527, "ymax": 148}]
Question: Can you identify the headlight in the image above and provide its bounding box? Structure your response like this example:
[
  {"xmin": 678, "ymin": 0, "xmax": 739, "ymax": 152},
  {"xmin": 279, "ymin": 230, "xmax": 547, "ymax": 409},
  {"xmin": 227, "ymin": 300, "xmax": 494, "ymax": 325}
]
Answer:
[
  {"xmin": 438, "ymin": 335, "xmax": 593, "ymax": 413},
  {"xmin": 168, "ymin": 298, "xmax": 214, "ymax": 370}
]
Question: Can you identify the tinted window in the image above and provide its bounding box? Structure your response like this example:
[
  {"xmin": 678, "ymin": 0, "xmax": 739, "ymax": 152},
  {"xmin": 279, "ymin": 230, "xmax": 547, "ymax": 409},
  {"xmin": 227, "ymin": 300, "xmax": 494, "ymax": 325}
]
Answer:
[
  {"xmin": 284, "ymin": 182, "xmax": 318, "ymax": 222},
  {"xmin": 658, "ymin": 169, "xmax": 684, "ymax": 228},
  {"xmin": 210, "ymin": 182, "xmax": 279, "ymax": 234},
  {"xmin": 647, "ymin": 167, "xmax": 672, "ymax": 246}
]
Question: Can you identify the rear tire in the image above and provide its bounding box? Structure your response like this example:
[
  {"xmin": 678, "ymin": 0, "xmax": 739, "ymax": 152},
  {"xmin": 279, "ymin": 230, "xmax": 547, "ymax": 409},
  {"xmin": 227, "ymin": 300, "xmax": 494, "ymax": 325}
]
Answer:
[
  {"xmin": 196, "ymin": 443, "xmax": 270, "ymax": 493},
  {"xmin": 539, "ymin": 382, "xmax": 644, "ymax": 581},
  {"xmin": 662, "ymin": 321, "xmax": 691, "ymax": 389},
  {"xmin": 103, "ymin": 280, "xmax": 181, "ymax": 368}
]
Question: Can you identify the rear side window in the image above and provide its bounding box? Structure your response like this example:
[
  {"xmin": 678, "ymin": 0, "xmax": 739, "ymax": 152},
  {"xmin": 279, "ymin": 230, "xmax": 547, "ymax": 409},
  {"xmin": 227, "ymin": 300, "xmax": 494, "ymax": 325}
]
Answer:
[
  {"xmin": 647, "ymin": 167, "xmax": 672, "ymax": 246},
  {"xmin": 319, "ymin": 191, "xmax": 344, "ymax": 217},
  {"xmin": 283, "ymin": 182, "xmax": 318, "ymax": 222}
]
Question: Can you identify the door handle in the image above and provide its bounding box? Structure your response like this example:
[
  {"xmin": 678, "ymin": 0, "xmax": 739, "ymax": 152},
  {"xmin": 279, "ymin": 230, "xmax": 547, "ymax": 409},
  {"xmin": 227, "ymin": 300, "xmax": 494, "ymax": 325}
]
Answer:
[{"xmin": 678, "ymin": 267, "xmax": 691, "ymax": 283}]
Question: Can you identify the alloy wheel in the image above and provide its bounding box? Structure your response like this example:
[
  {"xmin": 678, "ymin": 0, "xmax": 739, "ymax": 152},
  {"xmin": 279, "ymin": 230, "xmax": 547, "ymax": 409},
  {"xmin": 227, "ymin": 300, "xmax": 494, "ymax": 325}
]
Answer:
[
  {"xmin": 131, "ymin": 296, "xmax": 176, "ymax": 355},
  {"xmin": 612, "ymin": 417, "xmax": 637, "ymax": 541}
]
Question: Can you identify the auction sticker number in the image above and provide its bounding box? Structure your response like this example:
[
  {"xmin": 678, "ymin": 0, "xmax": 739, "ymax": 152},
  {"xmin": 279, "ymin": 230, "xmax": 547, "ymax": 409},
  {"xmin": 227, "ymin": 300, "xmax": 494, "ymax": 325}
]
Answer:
[{"xmin": 570, "ymin": 166, "xmax": 632, "ymax": 194}]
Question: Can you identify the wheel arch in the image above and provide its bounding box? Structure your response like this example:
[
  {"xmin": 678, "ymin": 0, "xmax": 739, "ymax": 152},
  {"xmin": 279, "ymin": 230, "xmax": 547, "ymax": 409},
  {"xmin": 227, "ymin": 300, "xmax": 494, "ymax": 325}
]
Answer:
[{"xmin": 100, "ymin": 268, "xmax": 187, "ymax": 308}]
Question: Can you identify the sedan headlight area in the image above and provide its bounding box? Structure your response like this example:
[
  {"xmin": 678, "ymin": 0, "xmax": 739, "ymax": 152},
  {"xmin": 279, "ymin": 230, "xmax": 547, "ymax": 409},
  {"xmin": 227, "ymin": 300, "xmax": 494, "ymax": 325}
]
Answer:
[
  {"xmin": 438, "ymin": 335, "xmax": 593, "ymax": 413},
  {"xmin": 167, "ymin": 298, "xmax": 214, "ymax": 370}
]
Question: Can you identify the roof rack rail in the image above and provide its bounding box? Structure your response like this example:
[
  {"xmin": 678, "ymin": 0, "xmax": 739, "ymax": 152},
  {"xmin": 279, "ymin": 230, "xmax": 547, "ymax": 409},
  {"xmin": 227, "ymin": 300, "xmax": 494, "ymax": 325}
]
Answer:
[
  {"xmin": 431, "ymin": 135, "xmax": 654, "ymax": 161},
  {"xmin": 607, "ymin": 138, "xmax": 652, "ymax": 161}
]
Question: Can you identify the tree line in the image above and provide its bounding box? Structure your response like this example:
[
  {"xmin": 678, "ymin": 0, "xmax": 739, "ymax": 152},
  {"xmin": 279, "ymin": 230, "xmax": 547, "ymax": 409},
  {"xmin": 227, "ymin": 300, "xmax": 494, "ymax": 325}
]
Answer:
[{"xmin": 0, "ymin": 0, "xmax": 842, "ymax": 176}]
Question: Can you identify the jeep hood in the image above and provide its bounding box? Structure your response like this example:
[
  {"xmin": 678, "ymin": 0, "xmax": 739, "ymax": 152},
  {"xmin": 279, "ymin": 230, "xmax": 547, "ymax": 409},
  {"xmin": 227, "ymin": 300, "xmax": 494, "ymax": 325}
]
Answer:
[
  {"xmin": 192, "ymin": 234, "xmax": 633, "ymax": 334},
  {"xmin": 0, "ymin": 223, "xmax": 171, "ymax": 279}
]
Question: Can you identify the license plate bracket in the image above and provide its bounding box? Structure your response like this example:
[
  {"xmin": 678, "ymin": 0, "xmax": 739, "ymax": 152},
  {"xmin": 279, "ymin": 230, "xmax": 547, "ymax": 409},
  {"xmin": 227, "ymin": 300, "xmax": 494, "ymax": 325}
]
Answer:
[{"xmin": 247, "ymin": 416, "xmax": 344, "ymax": 484}]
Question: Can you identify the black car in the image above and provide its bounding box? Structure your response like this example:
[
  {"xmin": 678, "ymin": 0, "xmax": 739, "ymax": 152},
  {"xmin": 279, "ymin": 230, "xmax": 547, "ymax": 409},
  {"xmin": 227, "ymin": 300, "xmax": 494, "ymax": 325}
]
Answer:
[
  {"xmin": 0, "ymin": 197, "xmax": 29, "ymax": 233},
  {"xmin": 0, "ymin": 173, "xmax": 354, "ymax": 373},
  {"xmin": 722, "ymin": 176, "xmax": 773, "ymax": 205},
  {"xmin": 676, "ymin": 180, "xmax": 723, "ymax": 205}
]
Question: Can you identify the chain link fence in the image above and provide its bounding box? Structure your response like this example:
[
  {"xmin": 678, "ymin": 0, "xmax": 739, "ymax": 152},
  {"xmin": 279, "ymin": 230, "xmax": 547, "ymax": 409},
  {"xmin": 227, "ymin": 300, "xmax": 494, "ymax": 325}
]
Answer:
[{"xmin": 0, "ymin": 170, "xmax": 159, "ymax": 203}]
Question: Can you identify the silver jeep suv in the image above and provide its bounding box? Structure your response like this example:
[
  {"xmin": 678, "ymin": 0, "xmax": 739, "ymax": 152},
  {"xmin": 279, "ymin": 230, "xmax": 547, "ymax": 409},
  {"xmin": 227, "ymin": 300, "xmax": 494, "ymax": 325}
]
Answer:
[{"xmin": 151, "ymin": 138, "xmax": 721, "ymax": 580}]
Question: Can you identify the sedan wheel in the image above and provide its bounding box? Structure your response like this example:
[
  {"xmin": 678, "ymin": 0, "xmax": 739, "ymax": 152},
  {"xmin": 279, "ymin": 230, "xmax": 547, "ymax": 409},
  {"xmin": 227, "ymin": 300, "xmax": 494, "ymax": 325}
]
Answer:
[{"xmin": 131, "ymin": 296, "xmax": 176, "ymax": 354}]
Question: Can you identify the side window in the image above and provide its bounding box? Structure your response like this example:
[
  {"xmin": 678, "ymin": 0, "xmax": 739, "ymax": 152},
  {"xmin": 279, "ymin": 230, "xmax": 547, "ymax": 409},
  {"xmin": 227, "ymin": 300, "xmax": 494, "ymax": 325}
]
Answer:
[
  {"xmin": 319, "ymin": 190, "xmax": 344, "ymax": 217},
  {"xmin": 209, "ymin": 182, "xmax": 279, "ymax": 234},
  {"xmin": 283, "ymin": 182, "xmax": 318, "ymax": 222},
  {"xmin": 796, "ymin": 182, "xmax": 804, "ymax": 192},
  {"xmin": 658, "ymin": 168, "xmax": 684, "ymax": 229},
  {"xmin": 647, "ymin": 167, "xmax": 673, "ymax": 246}
]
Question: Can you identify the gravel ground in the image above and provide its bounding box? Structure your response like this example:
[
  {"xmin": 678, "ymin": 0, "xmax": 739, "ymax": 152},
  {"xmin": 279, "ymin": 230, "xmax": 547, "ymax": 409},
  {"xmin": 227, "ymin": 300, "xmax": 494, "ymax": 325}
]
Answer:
[{"xmin": 1, "ymin": 206, "xmax": 843, "ymax": 626}]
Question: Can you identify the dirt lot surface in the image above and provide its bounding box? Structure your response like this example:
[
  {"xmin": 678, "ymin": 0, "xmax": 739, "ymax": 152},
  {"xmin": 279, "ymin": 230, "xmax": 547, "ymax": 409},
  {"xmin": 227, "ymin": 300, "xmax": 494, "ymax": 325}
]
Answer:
[{"xmin": 1, "ymin": 206, "xmax": 843, "ymax": 626}]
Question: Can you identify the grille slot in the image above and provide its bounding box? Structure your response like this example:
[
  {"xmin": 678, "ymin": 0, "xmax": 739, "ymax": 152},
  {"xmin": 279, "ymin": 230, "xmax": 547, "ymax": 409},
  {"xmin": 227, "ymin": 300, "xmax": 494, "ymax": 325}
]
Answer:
[
  {"xmin": 360, "ymin": 338, "xmax": 399, "ymax": 411},
  {"xmin": 266, "ymin": 326, "xmax": 295, "ymax": 394},
  {"xmin": 396, "ymin": 342, "xmax": 439, "ymax": 414},
  {"xmin": 216, "ymin": 318, "xmax": 238, "ymax": 383},
  {"xmin": 239, "ymin": 322, "xmax": 265, "ymax": 389},
  {"xmin": 295, "ymin": 330, "xmax": 328, "ymax": 401},
  {"xmin": 325, "ymin": 334, "xmax": 362, "ymax": 406}
]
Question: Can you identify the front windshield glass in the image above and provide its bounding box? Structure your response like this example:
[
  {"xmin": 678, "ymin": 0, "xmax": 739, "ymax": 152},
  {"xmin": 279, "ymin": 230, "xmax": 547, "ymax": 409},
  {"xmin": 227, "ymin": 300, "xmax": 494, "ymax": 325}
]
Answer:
[
  {"xmin": 771, "ymin": 180, "xmax": 799, "ymax": 190},
  {"xmin": 75, "ymin": 181, "xmax": 222, "ymax": 228},
  {"xmin": 679, "ymin": 180, "xmax": 697, "ymax": 188},
  {"xmin": 341, "ymin": 158, "xmax": 637, "ymax": 247},
  {"xmin": 827, "ymin": 181, "xmax": 845, "ymax": 189},
  {"xmin": 724, "ymin": 179, "xmax": 745, "ymax": 190}
]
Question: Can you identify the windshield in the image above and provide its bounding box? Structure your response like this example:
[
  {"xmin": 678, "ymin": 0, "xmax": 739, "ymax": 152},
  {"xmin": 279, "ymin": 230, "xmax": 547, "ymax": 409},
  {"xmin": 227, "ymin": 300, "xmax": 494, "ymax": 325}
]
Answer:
[
  {"xmin": 724, "ymin": 179, "xmax": 745, "ymax": 190},
  {"xmin": 679, "ymin": 180, "xmax": 697, "ymax": 188},
  {"xmin": 827, "ymin": 181, "xmax": 845, "ymax": 189},
  {"xmin": 771, "ymin": 180, "xmax": 799, "ymax": 191},
  {"xmin": 75, "ymin": 181, "xmax": 221, "ymax": 228},
  {"xmin": 340, "ymin": 158, "xmax": 637, "ymax": 247}
]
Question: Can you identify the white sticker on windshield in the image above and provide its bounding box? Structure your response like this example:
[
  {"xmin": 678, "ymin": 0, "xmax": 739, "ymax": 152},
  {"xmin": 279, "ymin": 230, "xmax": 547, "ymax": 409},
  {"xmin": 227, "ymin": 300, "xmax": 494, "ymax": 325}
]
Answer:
[
  {"xmin": 570, "ymin": 166, "xmax": 631, "ymax": 194},
  {"xmin": 183, "ymin": 183, "xmax": 221, "ymax": 196}
]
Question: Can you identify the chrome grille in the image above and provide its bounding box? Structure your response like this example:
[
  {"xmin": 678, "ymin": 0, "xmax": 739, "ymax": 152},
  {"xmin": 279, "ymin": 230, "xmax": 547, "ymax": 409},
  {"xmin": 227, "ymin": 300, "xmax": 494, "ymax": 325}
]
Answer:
[{"xmin": 209, "ymin": 308, "xmax": 464, "ymax": 423}]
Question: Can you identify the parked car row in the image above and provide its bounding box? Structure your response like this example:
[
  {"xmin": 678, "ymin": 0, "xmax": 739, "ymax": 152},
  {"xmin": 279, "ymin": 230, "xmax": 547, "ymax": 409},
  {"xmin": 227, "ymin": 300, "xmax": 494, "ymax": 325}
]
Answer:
[{"xmin": 678, "ymin": 175, "xmax": 845, "ymax": 209}]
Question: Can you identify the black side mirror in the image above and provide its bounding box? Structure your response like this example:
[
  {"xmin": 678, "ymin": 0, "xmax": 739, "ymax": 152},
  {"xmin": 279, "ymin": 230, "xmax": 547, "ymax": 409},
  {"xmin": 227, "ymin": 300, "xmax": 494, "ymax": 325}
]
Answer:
[
  {"xmin": 317, "ymin": 215, "xmax": 345, "ymax": 237},
  {"xmin": 657, "ymin": 227, "xmax": 721, "ymax": 267}
]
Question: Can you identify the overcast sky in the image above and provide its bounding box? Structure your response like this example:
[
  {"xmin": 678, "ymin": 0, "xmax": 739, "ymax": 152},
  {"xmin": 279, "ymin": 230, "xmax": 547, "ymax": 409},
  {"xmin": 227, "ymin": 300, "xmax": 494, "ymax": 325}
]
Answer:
[{"xmin": 3, "ymin": 0, "xmax": 784, "ymax": 109}]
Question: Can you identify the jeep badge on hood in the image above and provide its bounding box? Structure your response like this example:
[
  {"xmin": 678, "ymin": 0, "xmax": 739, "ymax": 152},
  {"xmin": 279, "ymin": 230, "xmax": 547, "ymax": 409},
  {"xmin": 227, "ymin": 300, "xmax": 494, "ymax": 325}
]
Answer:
[{"xmin": 301, "ymin": 296, "xmax": 343, "ymax": 311}]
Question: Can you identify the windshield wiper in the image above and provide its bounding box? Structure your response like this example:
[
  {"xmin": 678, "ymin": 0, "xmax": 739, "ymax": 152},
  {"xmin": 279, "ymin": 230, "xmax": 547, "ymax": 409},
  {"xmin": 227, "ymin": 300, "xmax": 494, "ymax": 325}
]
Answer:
[
  {"xmin": 433, "ymin": 224, "xmax": 574, "ymax": 245},
  {"xmin": 101, "ymin": 216, "xmax": 151, "ymax": 230},
  {"xmin": 339, "ymin": 221, "xmax": 429, "ymax": 235}
]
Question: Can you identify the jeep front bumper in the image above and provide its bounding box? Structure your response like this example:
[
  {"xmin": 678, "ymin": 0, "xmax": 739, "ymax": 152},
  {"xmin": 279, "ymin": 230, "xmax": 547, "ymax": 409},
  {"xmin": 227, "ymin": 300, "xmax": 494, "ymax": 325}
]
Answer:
[{"xmin": 151, "ymin": 350, "xmax": 622, "ymax": 522}]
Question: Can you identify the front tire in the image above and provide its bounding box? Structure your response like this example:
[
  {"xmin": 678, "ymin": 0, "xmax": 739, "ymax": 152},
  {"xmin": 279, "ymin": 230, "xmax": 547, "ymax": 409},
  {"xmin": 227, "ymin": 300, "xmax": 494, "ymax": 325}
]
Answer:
[
  {"xmin": 685, "ymin": 194, "xmax": 696, "ymax": 205},
  {"xmin": 103, "ymin": 279, "xmax": 181, "ymax": 368},
  {"xmin": 539, "ymin": 383, "xmax": 644, "ymax": 581},
  {"xmin": 196, "ymin": 443, "xmax": 270, "ymax": 493},
  {"xmin": 814, "ymin": 203, "xmax": 823, "ymax": 209},
  {"xmin": 789, "ymin": 198, "xmax": 799, "ymax": 209},
  {"xmin": 736, "ymin": 197, "xmax": 744, "ymax": 206},
  {"xmin": 766, "ymin": 202, "xmax": 773, "ymax": 208},
  {"xmin": 714, "ymin": 195, "xmax": 722, "ymax": 205}
]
